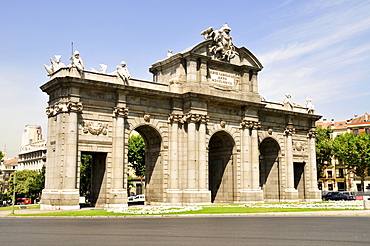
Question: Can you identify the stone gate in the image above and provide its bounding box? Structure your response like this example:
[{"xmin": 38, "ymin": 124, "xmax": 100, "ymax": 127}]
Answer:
[{"xmin": 40, "ymin": 25, "xmax": 321, "ymax": 210}]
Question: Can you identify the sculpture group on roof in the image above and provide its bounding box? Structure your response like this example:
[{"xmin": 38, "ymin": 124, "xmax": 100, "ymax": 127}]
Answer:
[
  {"xmin": 201, "ymin": 23, "xmax": 238, "ymax": 61},
  {"xmin": 43, "ymin": 50, "xmax": 130, "ymax": 83},
  {"xmin": 282, "ymin": 93, "xmax": 315, "ymax": 113}
]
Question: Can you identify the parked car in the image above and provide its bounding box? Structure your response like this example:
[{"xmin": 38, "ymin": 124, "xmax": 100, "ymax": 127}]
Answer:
[
  {"xmin": 127, "ymin": 194, "xmax": 145, "ymax": 203},
  {"xmin": 322, "ymin": 192, "xmax": 340, "ymax": 201},
  {"xmin": 341, "ymin": 191, "xmax": 356, "ymax": 200},
  {"xmin": 322, "ymin": 192, "xmax": 355, "ymax": 201},
  {"xmin": 329, "ymin": 192, "xmax": 355, "ymax": 201},
  {"xmin": 16, "ymin": 198, "xmax": 32, "ymax": 205},
  {"xmin": 133, "ymin": 194, "xmax": 145, "ymax": 202}
]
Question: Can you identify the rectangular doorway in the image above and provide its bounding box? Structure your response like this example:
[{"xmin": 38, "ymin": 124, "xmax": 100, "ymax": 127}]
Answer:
[{"xmin": 81, "ymin": 152, "xmax": 107, "ymax": 208}]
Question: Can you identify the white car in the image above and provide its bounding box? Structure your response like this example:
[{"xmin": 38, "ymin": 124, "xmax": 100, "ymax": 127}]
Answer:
[
  {"xmin": 128, "ymin": 194, "xmax": 145, "ymax": 203},
  {"xmin": 133, "ymin": 195, "xmax": 145, "ymax": 202}
]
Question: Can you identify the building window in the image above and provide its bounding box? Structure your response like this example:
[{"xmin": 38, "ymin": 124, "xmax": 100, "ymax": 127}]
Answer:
[
  {"xmin": 328, "ymin": 184, "xmax": 333, "ymax": 190},
  {"xmin": 354, "ymin": 129, "xmax": 359, "ymax": 136},
  {"xmin": 366, "ymin": 128, "xmax": 370, "ymax": 134},
  {"xmin": 327, "ymin": 170, "xmax": 332, "ymax": 178},
  {"xmin": 337, "ymin": 168, "xmax": 344, "ymax": 178},
  {"xmin": 337, "ymin": 182, "xmax": 345, "ymax": 191}
]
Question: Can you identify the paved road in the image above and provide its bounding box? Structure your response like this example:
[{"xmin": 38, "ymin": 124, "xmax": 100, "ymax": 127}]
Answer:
[{"xmin": 1, "ymin": 216, "xmax": 369, "ymax": 245}]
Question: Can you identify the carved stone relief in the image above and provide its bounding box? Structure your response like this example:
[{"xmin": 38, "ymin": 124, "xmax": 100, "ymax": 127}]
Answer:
[
  {"xmin": 293, "ymin": 141, "xmax": 306, "ymax": 151},
  {"xmin": 144, "ymin": 114, "xmax": 151, "ymax": 122},
  {"xmin": 82, "ymin": 121, "xmax": 108, "ymax": 136}
]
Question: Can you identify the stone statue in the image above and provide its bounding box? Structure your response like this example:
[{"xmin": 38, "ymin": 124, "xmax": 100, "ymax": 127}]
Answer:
[
  {"xmin": 99, "ymin": 64, "xmax": 107, "ymax": 73},
  {"xmin": 69, "ymin": 50, "xmax": 84, "ymax": 72},
  {"xmin": 116, "ymin": 61, "xmax": 130, "ymax": 83},
  {"xmin": 306, "ymin": 96, "xmax": 315, "ymax": 113},
  {"xmin": 167, "ymin": 50, "xmax": 173, "ymax": 57},
  {"xmin": 43, "ymin": 55, "xmax": 66, "ymax": 75},
  {"xmin": 91, "ymin": 64, "xmax": 107, "ymax": 73},
  {"xmin": 283, "ymin": 93, "xmax": 294, "ymax": 107},
  {"xmin": 201, "ymin": 24, "xmax": 237, "ymax": 61}
]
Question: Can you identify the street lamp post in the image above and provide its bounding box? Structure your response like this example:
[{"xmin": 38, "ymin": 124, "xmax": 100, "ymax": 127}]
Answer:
[{"xmin": 11, "ymin": 172, "xmax": 16, "ymax": 215}]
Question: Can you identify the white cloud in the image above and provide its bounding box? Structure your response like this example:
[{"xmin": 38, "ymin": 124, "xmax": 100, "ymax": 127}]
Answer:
[{"xmin": 257, "ymin": 0, "xmax": 370, "ymax": 114}]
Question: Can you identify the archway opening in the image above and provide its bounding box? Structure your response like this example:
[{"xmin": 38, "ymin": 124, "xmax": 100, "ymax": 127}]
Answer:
[
  {"xmin": 208, "ymin": 131, "xmax": 235, "ymax": 203},
  {"xmin": 294, "ymin": 162, "xmax": 306, "ymax": 200},
  {"xmin": 80, "ymin": 152, "xmax": 107, "ymax": 208},
  {"xmin": 259, "ymin": 138, "xmax": 280, "ymax": 201},
  {"xmin": 133, "ymin": 125, "xmax": 162, "ymax": 204}
]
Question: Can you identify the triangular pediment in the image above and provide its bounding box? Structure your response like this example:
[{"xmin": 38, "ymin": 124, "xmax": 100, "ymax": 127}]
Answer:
[{"xmin": 181, "ymin": 40, "xmax": 263, "ymax": 70}]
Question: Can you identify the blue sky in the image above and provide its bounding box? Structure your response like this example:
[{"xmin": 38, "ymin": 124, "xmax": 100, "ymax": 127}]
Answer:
[{"xmin": 1, "ymin": 0, "xmax": 370, "ymax": 157}]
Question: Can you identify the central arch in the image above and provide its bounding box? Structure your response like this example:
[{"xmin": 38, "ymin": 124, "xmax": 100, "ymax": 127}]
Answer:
[
  {"xmin": 133, "ymin": 125, "xmax": 163, "ymax": 204},
  {"xmin": 208, "ymin": 131, "xmax": 236, "ymax": 203}
]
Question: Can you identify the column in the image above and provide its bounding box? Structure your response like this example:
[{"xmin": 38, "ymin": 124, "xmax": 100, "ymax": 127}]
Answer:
[
  {"xmin": 41, "ymin": 100, "xmax": 82, "ymax": 210},
  {"xmin": 198, "ymin": 115, "xmax": 208, "ymax": 190},
  {"xmin": 64, "ymin": 109, "xmax": 79, "ymax": 189},
  {"xmin": 307, "ymin": 129, "xmax": 321, "ymax": 200},
  {"xmin": 187, "ymin": 114, "xmax": 197, "ymax": 190},
  {"xmin": 284, "ymin": 124, "xmax": 298, "ymax": 201},
  {"xmin": 107, "ymin": 105, "xmax": 128, "ymax": 208},
  {"xmin": 240, "ymin": 125, "xmax": 251, "ymax": 190},
  {"xmin": 168, "ymin": 115, "xmax": 179, "ymax": 190},
  {"xmin": 250, "ymin": 123, "xmax": 260, "ymax": 190},
  {"xmin": 186, "ymin": 59, "xmax": 198, "ymax": 83},
  {"xmin": 239, "ymin": 120, "xmax": 263, "ymax": 202}
]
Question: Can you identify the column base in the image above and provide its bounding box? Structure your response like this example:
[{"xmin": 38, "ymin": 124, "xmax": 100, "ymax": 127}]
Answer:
[
  {"xmin": 305, "ymin": 188, "xmax": 322, "ymax": 201},
  {"xmin": 182, "ymin": 189, "xmax": 211, "ymax": 204},
  {"xmin": 280, "ymin": 188, "xmax": 299, "ymax": 202},
  {"xmin": 239, "ymin": 189, "xmax": 264, "ymax": 203},
  {"xmin": 41, "ymin": 189, "xmax": 80, "ymax": 210},
  {"xmin": 166, "ymin": 189, "xmax": 183, "ymax": 204},
  {"xmin": 105, "ymin": 189, "xmax": 128, "ymax": 208}
]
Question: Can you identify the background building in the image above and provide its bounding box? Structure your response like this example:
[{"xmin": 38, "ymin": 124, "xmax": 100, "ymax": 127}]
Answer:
[
  {"xmin": 0, "ymin": 157, "xmax": 18, "ymax": 194},
  {"xmin": 316, "ymin": 113, "xmax": 370, "ymax": 192},
  {"xmin": 21, "ymin": 125, "xmax": 42, "ymax": 146},
  {"xmin": 18, "ymin": 125, "xmax": 46, "ymax": 171}
]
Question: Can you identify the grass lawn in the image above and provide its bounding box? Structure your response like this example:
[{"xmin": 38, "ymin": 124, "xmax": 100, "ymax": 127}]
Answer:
[{"xmin": 11, "ymin": 205, "xmax": 352, "ymax": 217}]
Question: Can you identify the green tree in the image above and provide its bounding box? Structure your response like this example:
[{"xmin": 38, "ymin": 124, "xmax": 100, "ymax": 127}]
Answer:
[
  {"xmin": 0, "ymin": 151, "xmax": 3, "ymax": 161},
  {"xmin": 315, "ymin": 126, "xmax": 334, "ymax": 178},
  {"xmin": 333, "ymin": 132, "xmax": 370, "ymax": 191},
  {"xmin": 80, "ymin": 154, "xmax": 92, "ymax": 197},
  {"xmin": 7, "ymin": 169, "xmax": 45, "ymax": 199},
  {"xmin": 128, "ymin": 134, "xmax": 146, "ymax": 186}
]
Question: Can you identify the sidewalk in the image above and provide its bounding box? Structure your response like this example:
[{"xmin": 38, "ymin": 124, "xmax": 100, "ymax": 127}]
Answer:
[{"xmin": 1, "ymin": 208, "xmax": 370, "ymax": 218}]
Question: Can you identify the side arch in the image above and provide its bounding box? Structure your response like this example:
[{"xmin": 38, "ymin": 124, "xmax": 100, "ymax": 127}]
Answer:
[{"xmin": 259, "ymin": 137, "xmax": 281, "ymax": 202}]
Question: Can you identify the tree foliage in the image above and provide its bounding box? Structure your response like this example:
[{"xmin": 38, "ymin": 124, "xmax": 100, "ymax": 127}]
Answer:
[
  {"xmin": 7, "ymin": 169, "xmax": 45, "ymax": 198},
  {"xmin": 80, "ymin": 154, "xmax": 92, "ymax": 196},
  {"xmin": 315, "ymin": 127, "xmax": 334, "ymax": 177},
  {"xmin": 333, "ymin": 132, "xmax": 370, "ymax": 191},
  {"xmin": 0, "ymin": 151, "xmax": 3, "ymax": 161},
  {"xmin": 128, "ymin": 134, "xmax": 146, "ymax": 178}
]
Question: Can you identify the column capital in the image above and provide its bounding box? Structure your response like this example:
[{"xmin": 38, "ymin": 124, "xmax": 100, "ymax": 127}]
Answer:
[
  {"xmin": 241, "ymin": 119, "xmax": 261, "ymax": 130},
  {"xmin": 284, "ymin": 124, "xmax": 295, "ymax": 136},
  {"xmin": 169, "ymin": 113, "xmax": 209, "ymax": 124},
  {"xmin": 307, "ymin": 128, "xmax": 318, "ymax": 138},
  {"xmin": 113, "ymin": 107, "xmax": 129, "ymax": 117},
  {"xmin": 168, "ymin": 114, "xmax": 186, "ymax": 124},
  {"xmin": 46, "ymin": 100, "xmax": 83, "ymax": 117}
]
